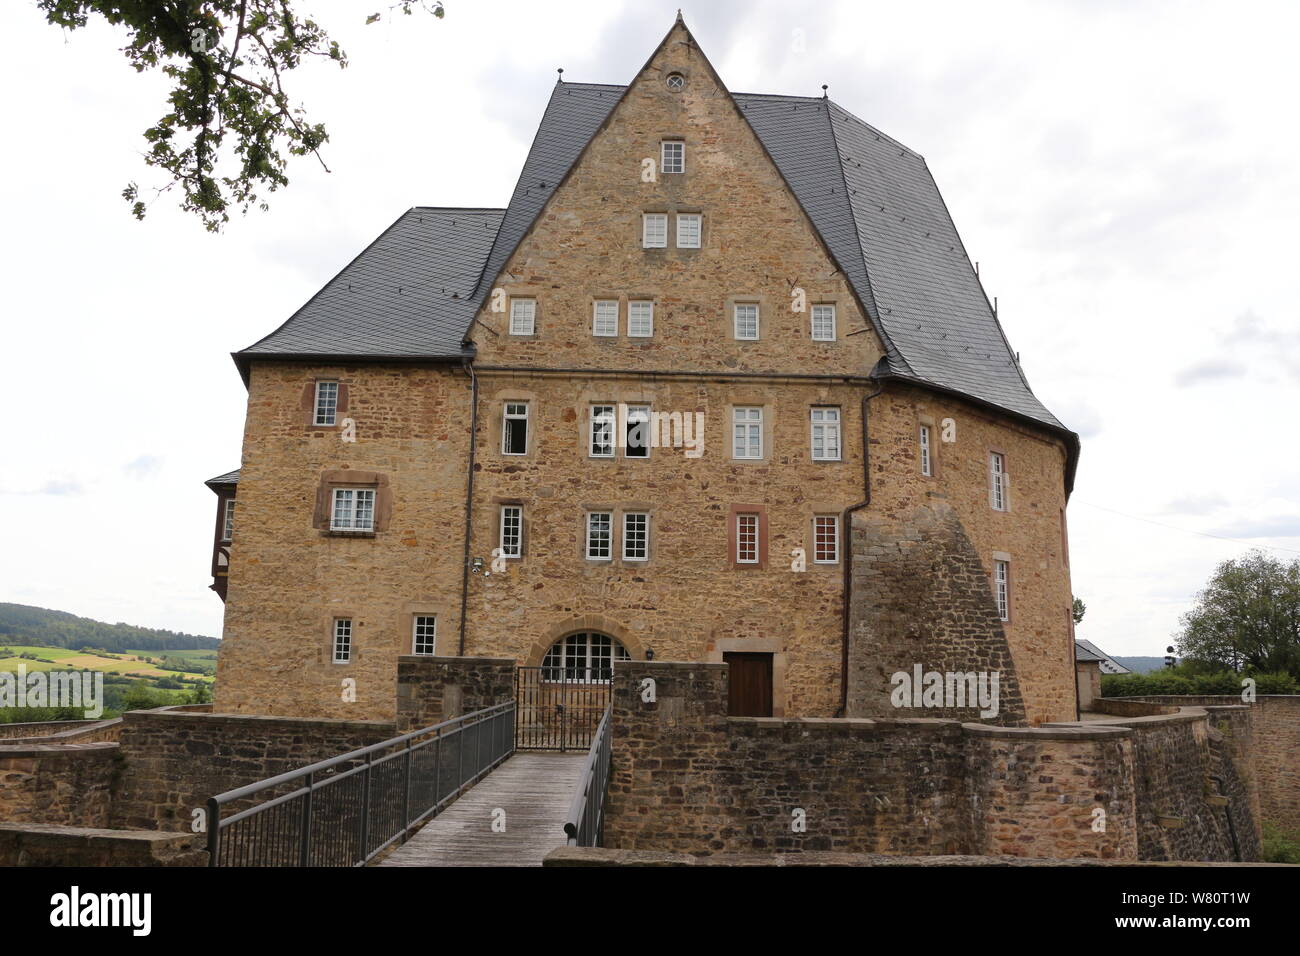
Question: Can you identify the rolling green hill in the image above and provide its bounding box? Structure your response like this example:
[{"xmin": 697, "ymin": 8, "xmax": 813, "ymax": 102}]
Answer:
[{"xmin": 0, "ymin": 603, "xmax": 219, "ymax": 654}]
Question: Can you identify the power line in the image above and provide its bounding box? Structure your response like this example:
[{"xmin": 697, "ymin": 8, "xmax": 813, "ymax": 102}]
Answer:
[{"xmin": 1074, "ymin": 500, "xmax": 1300, "ymax": 556}]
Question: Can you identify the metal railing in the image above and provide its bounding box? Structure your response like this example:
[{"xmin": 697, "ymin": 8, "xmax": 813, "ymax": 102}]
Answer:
[
  {"xmin": 562, "ymin": 703, "xmax": 613, "ymax": 847},
  {"xmin": 206, "ymin": 701, "xmax": 515, "ymax": 867}
]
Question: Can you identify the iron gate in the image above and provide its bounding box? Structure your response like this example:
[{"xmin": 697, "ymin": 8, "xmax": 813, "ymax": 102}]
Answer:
[{"xmin": 514, "ymin": 666, "xmax": 611, "ymax": 751}]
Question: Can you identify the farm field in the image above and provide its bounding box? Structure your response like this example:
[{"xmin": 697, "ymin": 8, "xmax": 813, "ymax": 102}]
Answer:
[{"xmin": 0, "ymin": 644, "xmax": 208, "ymax": 680}]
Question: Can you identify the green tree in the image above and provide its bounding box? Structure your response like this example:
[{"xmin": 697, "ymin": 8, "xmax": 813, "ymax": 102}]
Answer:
[
  {"xmin": 1176, "ymin": 550, "xmax": 1300, "ymax": 677},
  {"xmin": 1072, "ymin": 597, "xmax": 1086, "ymax": 625},
  {"xmin": 37, "ymin": 0, "xmax": 444, "ymax": 231}
]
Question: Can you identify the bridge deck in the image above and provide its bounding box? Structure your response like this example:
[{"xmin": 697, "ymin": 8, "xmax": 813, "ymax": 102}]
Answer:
[{"xmin": 377, "ymin": 752, "xmax": 587, "ymax": 867}]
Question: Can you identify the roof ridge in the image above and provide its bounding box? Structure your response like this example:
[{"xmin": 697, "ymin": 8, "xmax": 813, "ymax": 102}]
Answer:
[
  {"xmin": 825, "ymin": 99, "xmax": 924, "ymax": 160},
  {"xmin": 410, "ymin": 206, "xmax": 507, "ymax": 214}
]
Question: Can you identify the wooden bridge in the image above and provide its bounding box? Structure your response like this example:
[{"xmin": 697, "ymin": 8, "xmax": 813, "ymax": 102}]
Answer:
[
  {"xmin": 378, "ymin": 753, "xmax": 587, "ymax": 867},
  {"xmin": 205, "ymin": 698, "xmax": 611, "ymax": 868}
]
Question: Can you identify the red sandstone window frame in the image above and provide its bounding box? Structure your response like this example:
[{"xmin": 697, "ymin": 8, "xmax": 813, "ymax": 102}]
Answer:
[{"xmin": 729, "ymin": 505, "xmax": 768, "ymax": 569}]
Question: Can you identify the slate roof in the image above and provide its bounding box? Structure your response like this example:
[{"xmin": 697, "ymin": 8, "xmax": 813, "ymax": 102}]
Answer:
[
  {"xmin": 1075, "ymin": 639, "xmax": 1132, "ymax": 675},
  {"xmin": 236, "ymin": 207, "xmax": 504, "ymax": 369},
  {"xmin": 1074, "ymin": 641, "xmax": 1105, "ymax": 663},
  {"xmin": 204, "ymin": 469, "xmax": 240, "ymax": 489},
  {"xmin": 233, "ymin": 71, "xmax": 1076, "ymax": 484}
]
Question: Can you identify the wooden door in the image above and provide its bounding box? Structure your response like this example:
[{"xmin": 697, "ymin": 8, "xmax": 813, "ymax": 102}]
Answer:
[{"xmin": 723, "ymin": 652, "xmax": 774, "ymax": 717}]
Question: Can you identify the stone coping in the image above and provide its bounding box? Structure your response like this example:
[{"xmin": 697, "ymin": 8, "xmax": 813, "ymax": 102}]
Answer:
[
  {"xmin": 543, "ymin": 847, "xmax": 1291, "ymax": 867},
  {"xmin": 121, "ymin": 709, "xmax": 395, "ymax": 733},
  {"xmin": 723, "ymin": 715, "xmax": 1130, "ymax": 741},
  {"xmin": 0, "ymin": 823, "xmax": 201, "ymax": 846},
  {"xmin": 0, "ymin": 741, "xmax": 118, "ymax": 757}
]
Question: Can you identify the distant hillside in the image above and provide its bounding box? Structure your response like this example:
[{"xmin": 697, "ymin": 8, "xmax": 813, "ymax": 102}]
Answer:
[
  {"xmin": 0, "ymin": 603, "xmax": 219, "ymax": 653},
  {"xmin": 1112, "ymin": 656, "xmax": 1166, "ymax": 675}
]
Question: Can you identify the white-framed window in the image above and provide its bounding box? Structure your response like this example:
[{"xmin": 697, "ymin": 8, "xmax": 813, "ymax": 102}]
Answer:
[
  {"xmin": 623, "ymin": 512, "xmax": 649, "ymax": 561},
  {"xmin": 314, "ymin": 381, "xmax": 338, "ymax": 426},
  {"xmin": 222, "ymin": 499, "xmax": 236, "ymax": 542},
  {"xmin": 502, "ymin": 401, "xmax": 529, "ymax": 455},
  {"xmin": 332, "ymin": 618, "xmax": 352, "ymax": 664},
  {"xmin": 586, "ymin": 512, "xmax": 612, "ymax": 560},
  {"xmin": 509, "ymin": 298, "xmax": 536, "ymax": 335},
  {"xmin": 919, "ymin": 424, "xmax": 933, "ymax": 476},
  {"xmin": 628, "ymin": 300, "xmax": 654, "ymax": 337},
  {"xmin": 732, "ymin": 406, "xmax": 763, "ymax": 459},
  {"xmin": 810, "ymin": 407, "xmax": 841, "ymax": 461},
  {"xmin": 676, "ymin": 213, "xmax": 701, "ymax": 248},
  {"xmin": 412, "ymin": 616, "xmax": 437, "ymax": 655},
  {"xmin": 593, "ymin": 299, "xmax": 619, "ymax": 337},
  {"xmin": 642, "ymin": 213, "xmax": 668, "ymax": 248},
  {"xmin": 735, "ymin": 513, "xmax": 760, "ymax": 564},
  {"xmin": 542, "ymin": 632, "xmax": 630, "ymax": 682},
  {"xmin": 989, "ymin": 453, "xmax": 1008, "ymax": 511},
  {"xmin": 624, "ymin": 405, "xmax": 650, "ymax": 458},
  {"xmin": 661, "ymin": 140, "xmax": 684, "ymax": 174},
  {"xmin": 994, "ymin": 560, "xmax": 1010, "ymax": 621},
  {"xmin": 500, "ymin": 505, "xmax": 522, "ymax": 559},
  {"xmin": 811, "ymin": 304, "xmax": 836, "ymax": 341},
  {"xmin": 813, "ymin": 515, "xmax": 839, "ymax": 564},
  {"xmin": 330, "ymin": 488, "xmax": 375, "ymax": 532},
  {"xmin": 733, "ymin": 302, "xmax": 759, "ymax": 340},
  {"xmin": 590, "ymin": 405, "xmax": 615, "ymax": 458}
]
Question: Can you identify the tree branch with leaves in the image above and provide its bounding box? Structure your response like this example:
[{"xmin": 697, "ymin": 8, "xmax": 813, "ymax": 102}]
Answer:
[{"xmin": 38, "ymin": 0, "xmax": 444, "ymax": 231}]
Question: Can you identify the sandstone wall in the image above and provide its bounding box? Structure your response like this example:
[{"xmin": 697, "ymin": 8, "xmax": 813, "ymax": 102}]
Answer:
[
  {"xmin": 1126, "ymin": 695, "xmax": 1300, "ymax": 831},
  {"xmin": 605, "ymin": 662, "xmax": 1258, "ymax": 861},
  {"xmin": 0, "ymin": 823, "xmax": 206, "ymax": 867},
  {"xmin": 395, "ymin": 655, "xmax": 515, "ymax": 731},
  {"xmin": 216, "ymin": 363, "xmax": 472, "ymax": 721},
  {"xmin": 110, "ymin": 710, "xmax": 395, "ymax": 831},
  {"xmin": 0, "ymin": 743, "xmax": 116, "ymax": 827}
]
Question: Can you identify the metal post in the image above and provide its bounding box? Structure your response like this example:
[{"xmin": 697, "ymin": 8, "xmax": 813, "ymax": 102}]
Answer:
[
  {"xmin": 299, "ymin": 770, "xmax": 314, "ymax": 866},
  {"xmin": 402, "ymin": 741, "xmax": 412, "ymax": 833},
  {"xmin": 206, "ymin": 797, "xmax": 221, "ymax": 867},
  {"xmin": 359, "ymin": 750, "xmax": 373, "ymax": 863}
]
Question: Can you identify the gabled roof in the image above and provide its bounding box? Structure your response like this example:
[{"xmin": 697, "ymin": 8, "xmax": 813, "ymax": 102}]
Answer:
[
  {"xmin": 1076, "ymin": 639, "xmax": 1132, "ymax": 675},
  {"xmin": 234, "ymin": 207, "xmax": 505, "ymax": 378},
  {"xmin": 231, "ymin": 23, "xmax": 1077, "ymax": 486}
]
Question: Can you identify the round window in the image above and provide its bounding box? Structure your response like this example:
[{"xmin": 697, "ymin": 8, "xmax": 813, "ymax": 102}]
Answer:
[{"xmin": 665, "ymin": 72, "xmax": 685, "ymax": 91}]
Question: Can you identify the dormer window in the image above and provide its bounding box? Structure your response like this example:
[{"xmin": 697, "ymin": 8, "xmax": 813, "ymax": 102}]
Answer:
[{"xmin": 661, "ymin": 140, "xmax": 684, "ymax": 174}]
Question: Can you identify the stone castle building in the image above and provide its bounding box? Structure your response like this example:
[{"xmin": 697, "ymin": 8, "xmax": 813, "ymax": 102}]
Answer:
[{"xmin": 206, "ymin": 16, "xmax": 1081, "ymax": 727}]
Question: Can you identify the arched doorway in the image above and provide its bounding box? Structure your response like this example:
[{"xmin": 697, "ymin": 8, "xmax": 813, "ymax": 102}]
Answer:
[{"xmin": 517, "ymin": 632, "xmax": 629, "ymax": 750}]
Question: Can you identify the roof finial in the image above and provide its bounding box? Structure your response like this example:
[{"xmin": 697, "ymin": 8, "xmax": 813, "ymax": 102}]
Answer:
[
  {"xmin": 821, "ymin": 84, "xmax": 828, "ymax": 98},
  {"xmin": 556, "ymin": 67, "xmax": 564, "ymax": 83},
  {"xmin": 676, "ymin": 9, "xmax": 684, "ymax": 22}
]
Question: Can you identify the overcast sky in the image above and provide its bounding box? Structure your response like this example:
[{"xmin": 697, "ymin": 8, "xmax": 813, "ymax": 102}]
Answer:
[{"xmin": 1, "ymin": 0, "xmax": 1296, "ymax": 656}]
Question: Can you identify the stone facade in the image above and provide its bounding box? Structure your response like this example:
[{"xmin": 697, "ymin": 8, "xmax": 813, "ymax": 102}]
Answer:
[
  {"xmin": 602, "ymin": 661, "xmax": 1258, "ymax": 862},
  {"xmin": 211, "ymin": 21, "xmax": 1077, "ymax": 727}
]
